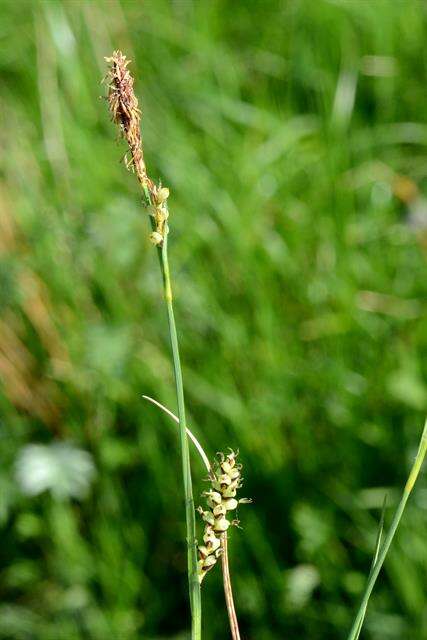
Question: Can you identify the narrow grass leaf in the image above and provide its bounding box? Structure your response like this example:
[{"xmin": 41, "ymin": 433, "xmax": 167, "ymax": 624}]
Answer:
[{"xmin": 347, "ymin": 418, "xmax": 427, "ymax": 640}]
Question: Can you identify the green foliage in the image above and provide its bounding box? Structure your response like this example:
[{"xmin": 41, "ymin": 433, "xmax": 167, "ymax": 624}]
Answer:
[{"xmin": 1, "ymin": 1, "xmax": 427, "ymax": 638}]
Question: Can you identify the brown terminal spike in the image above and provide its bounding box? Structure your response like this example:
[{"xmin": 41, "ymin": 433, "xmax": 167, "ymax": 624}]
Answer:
[
  {"xmin": 104, "ymin": 52, "xmax": 170, "ymax": 246},
  {"xmin": 104, "ymin": 51, "xmax": 152, "ymax": 193}
]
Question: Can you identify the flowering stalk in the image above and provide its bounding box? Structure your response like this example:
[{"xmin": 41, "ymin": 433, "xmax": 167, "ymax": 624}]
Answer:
[
  {"xmin": 143, "ymin": 396, "xmax": 251, "ymax": 640},
  {"xmin": 198, "ymin": 451, "xmax": 251, "ymax": 640},
  {"xmin": 197, "ymin": 451, "xmax": 251, "ymax": 583},
  {"xmin": 104, "ymin": 51, "xmax": 201, "ymax": 640}
]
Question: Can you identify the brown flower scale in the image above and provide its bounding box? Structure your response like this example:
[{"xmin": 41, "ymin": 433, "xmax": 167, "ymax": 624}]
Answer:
[
  {"xmin": 197, "ymin": 451, "xmax": 251, "ymax": 584},
  {"xmin": 104, "ymin": 51, "xmax": 169, "ymax": 246}
]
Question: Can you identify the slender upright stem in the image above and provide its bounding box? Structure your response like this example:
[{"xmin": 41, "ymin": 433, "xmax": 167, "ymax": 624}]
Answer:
[
  {"xmin": 221, "ymin": 533, "xmax": 241, "ymax": 640},
  {"xmin": 159, "ymin": 233, "xmax": 201, "ymax": 640}
]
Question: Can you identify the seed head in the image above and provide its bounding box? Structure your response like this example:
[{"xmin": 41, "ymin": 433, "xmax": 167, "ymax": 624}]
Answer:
[
  {"xmin": 104, "ymin": 51, "xmax": 170, "ymax": 246},
  {"xmin": 197, "ymin": 450, "xmax": 251, "ymax": 583},
  {"xmin": 104, "ymin": 51, "xmax": 150, "ymax": 191}
]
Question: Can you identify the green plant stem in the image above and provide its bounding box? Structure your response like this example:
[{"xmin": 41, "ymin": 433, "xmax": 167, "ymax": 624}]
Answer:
[
  {"xmin": 347, "ymin": 419, "xmax": 427, "ymax": 640},
  {"xmin": 142, "ymin": 182, "xmax": 201, "ymax": 638},
  {"xmin": 158, "ymin": 230, "xmax": 201, "ymax": 640}
]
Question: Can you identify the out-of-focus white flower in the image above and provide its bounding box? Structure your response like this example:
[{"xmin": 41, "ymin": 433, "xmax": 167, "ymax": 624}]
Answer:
[
  {"xmin": 15, "ymin": 443, "xmax": 96, "ymax": 500},
  {"xmin": 285, "ymin": 564, "xmax": 320, "ymax": 610}
]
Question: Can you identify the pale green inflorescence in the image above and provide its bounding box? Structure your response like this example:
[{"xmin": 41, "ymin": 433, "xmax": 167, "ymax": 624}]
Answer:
[
  {"xmin": 148, "ymin": 185, "xmax": 170, "ymax": 246},
  {"xmin": 197, "ymin": 450, "xmax": 251, "ymax": 583}
]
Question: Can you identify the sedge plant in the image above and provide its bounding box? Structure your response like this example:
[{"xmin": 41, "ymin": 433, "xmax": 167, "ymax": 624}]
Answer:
[
  {"xmin": 104, "ymin": 52, "xmax": 201, "ymax": 639},
  {"xmin": 104, "ymin": 50, "xmax": 251, "ymax": 640}
]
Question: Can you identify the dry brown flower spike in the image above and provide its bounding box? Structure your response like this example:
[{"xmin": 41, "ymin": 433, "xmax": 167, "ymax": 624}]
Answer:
[{"xmin": 104, "ymin": 51, "xmax": 169, "ymax": 246}]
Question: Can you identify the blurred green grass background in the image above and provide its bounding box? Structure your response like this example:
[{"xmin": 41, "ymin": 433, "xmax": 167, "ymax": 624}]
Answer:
[{"xmin": 1, "ymin": 1, "xmax": 427, "ymax": 638}]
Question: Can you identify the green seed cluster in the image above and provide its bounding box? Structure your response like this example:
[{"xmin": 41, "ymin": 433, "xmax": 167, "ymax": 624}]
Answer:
[
  {"xmin": 148, "ymin": 185, "xmax": 170, "ymax": 246},
  {"xmin": 197, "ymin": 450, "xmax": 251, "ymax": 583}
]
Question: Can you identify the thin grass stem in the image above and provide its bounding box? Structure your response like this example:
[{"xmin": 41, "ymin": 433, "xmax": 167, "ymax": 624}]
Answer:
[{"xmin": 159, "ymin": 234, "xmax": 201, "ymax": 640}]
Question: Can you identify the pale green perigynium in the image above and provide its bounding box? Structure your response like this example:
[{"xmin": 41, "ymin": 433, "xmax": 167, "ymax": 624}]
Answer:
[{"xmin": 197, "ymin": 451, "xmax": 251, "ymax": 583}]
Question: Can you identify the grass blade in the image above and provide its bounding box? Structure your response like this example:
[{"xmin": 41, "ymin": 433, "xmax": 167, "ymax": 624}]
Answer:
[
  {"xmin": 142, "ymin": 394, "xmax": 211, "ymax": 472},
  {"xmin": 347, "ymin": 418, "xmax": 427, "ymax": 640},
  {"xmin": 353, "ymin": 496, "xmax": 387, "ymax": 640}
]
